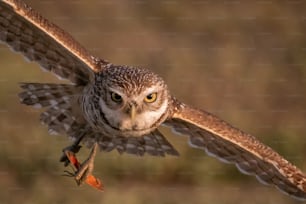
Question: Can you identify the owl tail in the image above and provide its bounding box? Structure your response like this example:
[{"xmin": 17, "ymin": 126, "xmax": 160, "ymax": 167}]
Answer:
[{"xmin": 19, "ymin": 82, "xmax": 84, "ymax": 135}]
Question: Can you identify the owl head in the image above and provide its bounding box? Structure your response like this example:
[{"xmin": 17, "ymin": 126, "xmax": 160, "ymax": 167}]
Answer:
[{"xmin": 93, "ymin": 65, "xmax": 171, "ymax": 136}]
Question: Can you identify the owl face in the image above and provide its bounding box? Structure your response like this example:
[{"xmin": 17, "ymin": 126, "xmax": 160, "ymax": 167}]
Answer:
[{"xmin": 95, "ymin": 66, "xmax": 170, "ymax": 136}]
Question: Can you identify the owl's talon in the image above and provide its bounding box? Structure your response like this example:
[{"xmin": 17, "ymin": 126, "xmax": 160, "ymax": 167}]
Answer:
[
  {"xmin": 74, "ymin": 143, "xmax": 98, "ymax": 185},
  {"xmin": 60, "ymin": 134, "xmax": 85, "ymax": 166},
  {"xmin": 63, "ymin": 143, "xmax": 104, "ymax": 191},
  {"xmin": 60, "ymin": 144, "xmax": 82, "ymax": 166}
]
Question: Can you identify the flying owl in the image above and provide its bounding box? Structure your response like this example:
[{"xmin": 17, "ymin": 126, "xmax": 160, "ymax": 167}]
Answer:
[{"xmin": 0, "ymin": 0, "xmax": 305, "ymax": 200}]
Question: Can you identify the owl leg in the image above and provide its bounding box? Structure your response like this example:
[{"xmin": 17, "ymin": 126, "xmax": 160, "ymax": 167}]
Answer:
[
  {"xmin": 73, "ymin": 142, "xmax": 98, "ymax": 185},
  {"xmin": 59, "ymin": 133, "xmax": 85, "ymax": 166}
]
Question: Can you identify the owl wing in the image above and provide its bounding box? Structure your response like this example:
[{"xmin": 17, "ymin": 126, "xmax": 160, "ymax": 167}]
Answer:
[
  {"xmin": 0, "ymin": 0, "xmax": 106, "ymax": 85},
  {"xmin": 165, "ymin": 101, "xmax": 306, "ymax": 200},
  {"xmin": 82, "ymin": 128, "xmax": 179, "ymax": 157}
]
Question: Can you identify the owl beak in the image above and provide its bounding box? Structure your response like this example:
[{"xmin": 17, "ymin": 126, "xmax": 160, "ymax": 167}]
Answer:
[{"xmin": 130, "ymin": 104, "xmax": 136, "ymax": 121}]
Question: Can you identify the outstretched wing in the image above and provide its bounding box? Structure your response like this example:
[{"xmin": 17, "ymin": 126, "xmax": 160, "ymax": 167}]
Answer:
[
  {"xmin": 165, "ymin": 101, "xmax": 306, "ymax": 200},
  {"xmin": 0, "ymin": 0, "xmax": 107, "ymax": 85}
]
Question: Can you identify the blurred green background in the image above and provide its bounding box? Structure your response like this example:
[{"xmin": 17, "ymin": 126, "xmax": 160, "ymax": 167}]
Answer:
[{"xmin": 1, "ymin": 0, "xmax": 306, "ymax": 203}]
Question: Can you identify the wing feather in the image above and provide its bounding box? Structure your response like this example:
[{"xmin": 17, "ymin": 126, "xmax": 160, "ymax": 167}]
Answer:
[
  {"xmin": 82, "ymin": 129, "xmax": 179, "ymax": 157},
  {"xmin": 166, "ymin": 101, "xmax": 306, "ymax": 200},
  {"xmin": 0, "ymin": 0, "xmax": 107, "ymax": 85}
]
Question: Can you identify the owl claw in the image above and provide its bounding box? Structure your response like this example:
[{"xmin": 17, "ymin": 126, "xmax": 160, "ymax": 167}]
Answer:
[
  {"xmin": 63, "ymin": 143, "xmax": 103, "ymax": 191},
  {"xmin": 74, "ymin": 143, "xmax": 98, "ymax": 184},
  {"xmin": 60, "ymin": 134, "xmax": 85, "ymax": 166},
  {"xmin": 60, "ymin": 144, "xmax": 82, "ymax": 166}
]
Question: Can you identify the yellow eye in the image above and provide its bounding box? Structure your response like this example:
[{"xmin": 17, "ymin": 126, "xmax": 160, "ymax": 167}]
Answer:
[
  {"xmin": 144, "ymin": 93, "xmax": 157, "ymax": 103},
  {"xmin": 111, "ymin": 92, "xmax": 122, "ymax": 103}
]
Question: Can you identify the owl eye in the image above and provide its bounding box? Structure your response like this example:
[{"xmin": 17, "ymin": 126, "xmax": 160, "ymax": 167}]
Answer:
[
  {"xmin": 144, "ymin": 92, "xmax": 157, "ymax": 103},
  {"xmin": 111, "ymin": 92, "xmax": 122, "ymax": 103}
]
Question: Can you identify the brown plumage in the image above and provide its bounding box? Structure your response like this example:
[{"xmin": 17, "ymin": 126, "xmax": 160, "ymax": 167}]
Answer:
[{"xmin": 0, "ymin": 0, "xmax": 305, "ymax": 200}]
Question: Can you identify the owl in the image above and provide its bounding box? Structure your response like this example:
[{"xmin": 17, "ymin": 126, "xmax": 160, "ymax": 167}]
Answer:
[{"xmin": 0, "ymin": 0, "xmax": 305, "ymax": 200}]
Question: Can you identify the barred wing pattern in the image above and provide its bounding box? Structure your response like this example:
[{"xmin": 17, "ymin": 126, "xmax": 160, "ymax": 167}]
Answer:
[
  {"xmin": 165, "ymin": 103, "xmax": 306, "ymax": 200},
  {"xmin": 83, "ymin": 129, "xmax": 179, "ymax": 157},
  {"xmin": 0, "ymin": 0, "xmax": 104, "ymax": 85},
  {"xmin": 19, "ymin": 82, "xmax": 86, "ymax": 135}
]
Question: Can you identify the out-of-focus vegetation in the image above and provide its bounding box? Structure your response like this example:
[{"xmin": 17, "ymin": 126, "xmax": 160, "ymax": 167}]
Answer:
[{"xmin": 0, "ymin": 0, "xmax": 306, "ymax": 203}]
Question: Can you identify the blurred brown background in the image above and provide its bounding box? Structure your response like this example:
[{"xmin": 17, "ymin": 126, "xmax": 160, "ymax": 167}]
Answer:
[{"xmin": 1, "ymin": 0, "xmax": 306, "ymax": 203}]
